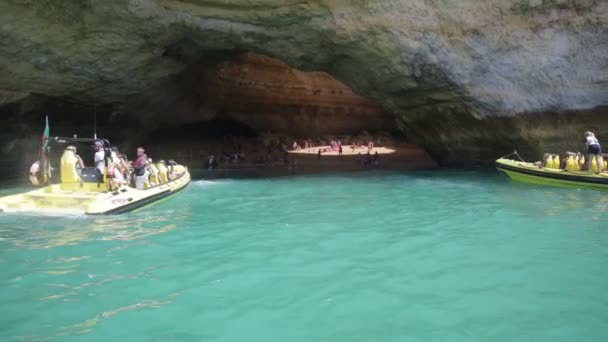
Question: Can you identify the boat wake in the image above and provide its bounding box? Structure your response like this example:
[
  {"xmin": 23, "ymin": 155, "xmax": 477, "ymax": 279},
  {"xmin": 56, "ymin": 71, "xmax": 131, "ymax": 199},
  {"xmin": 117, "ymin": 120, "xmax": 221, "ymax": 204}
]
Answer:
[{"xmin": 191, "ymin": 180, "xmax": 230, "ymax": 187}]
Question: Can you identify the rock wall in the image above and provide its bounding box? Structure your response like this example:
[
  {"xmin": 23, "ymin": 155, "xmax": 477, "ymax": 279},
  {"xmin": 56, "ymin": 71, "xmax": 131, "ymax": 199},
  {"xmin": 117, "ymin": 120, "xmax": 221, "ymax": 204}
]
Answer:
[
  {"xmin": 198, "ymin": 52, "xmax": 389, "ymax": 136},
  {"xmin": 0, "ymin": 0, "xmax": 606, "ymax": 164}
]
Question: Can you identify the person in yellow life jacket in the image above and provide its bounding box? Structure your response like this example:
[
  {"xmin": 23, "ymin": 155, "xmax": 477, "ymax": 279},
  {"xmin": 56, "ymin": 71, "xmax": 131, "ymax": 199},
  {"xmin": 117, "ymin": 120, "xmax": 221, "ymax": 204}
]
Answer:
[
  {"xmin": 156, "ymin": 160, "xmax": 168, "ymax": 184},
  {"xmin": 147, "ymin": 158, "xmax": 159, "ymax": 186}
]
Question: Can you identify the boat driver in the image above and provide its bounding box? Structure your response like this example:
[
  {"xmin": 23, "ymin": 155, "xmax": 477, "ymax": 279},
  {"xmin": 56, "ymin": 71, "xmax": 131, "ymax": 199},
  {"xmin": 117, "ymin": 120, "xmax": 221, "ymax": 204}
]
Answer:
[
  {"xmin": 93, "ymin": 140, "xmax": 105, "ymax": 175},
  {"xmin": 584, "ymin": 131, "xmax": 603, "ymax": 173}
]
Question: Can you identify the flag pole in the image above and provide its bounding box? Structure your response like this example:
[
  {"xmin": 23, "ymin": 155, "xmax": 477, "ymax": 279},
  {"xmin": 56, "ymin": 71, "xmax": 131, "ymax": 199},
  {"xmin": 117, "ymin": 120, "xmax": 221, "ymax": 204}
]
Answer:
[{"xmin": 93, "ymin": 95, "xmax": 97, "ymax": 139}]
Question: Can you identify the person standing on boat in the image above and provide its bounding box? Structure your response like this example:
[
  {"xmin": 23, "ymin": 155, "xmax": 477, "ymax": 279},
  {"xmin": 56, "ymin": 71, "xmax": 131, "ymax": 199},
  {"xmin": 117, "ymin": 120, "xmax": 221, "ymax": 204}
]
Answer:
[
  {"xmin": 584, "ymin": 131, "xmax": 603, "ymax": 173},
  {"xmin": 93, "ymin": 141, "xmax": 105, "ymax": 175},
  {"xmin": 133, "ymin": 147, "xmax": 148, "ymax": 190}
]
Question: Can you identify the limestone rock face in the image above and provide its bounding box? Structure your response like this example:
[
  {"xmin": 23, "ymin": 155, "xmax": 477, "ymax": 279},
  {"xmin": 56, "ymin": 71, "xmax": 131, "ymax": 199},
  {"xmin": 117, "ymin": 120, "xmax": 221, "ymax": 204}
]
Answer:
[
  {"xmin": 197, "ymin": 52, "xmax": 389, "ymax": 135},
  {"xmin": 1, "ymin": 0, "xmax": 607, "ymax": 164}
]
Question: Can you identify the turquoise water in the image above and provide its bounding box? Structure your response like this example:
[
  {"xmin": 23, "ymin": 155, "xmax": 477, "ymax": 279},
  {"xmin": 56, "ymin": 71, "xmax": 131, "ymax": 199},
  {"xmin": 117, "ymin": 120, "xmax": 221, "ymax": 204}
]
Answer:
[{"xmin": 1, "ymin": 171, "xmax": 608, "ymax": 341}]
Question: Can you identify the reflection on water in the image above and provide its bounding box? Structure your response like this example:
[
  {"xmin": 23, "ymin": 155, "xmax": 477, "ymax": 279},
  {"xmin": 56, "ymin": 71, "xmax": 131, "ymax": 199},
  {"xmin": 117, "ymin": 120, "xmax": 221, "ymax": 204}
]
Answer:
[
  {"xmin": 0, "ymin": 210, "xmax": 191, "ymax": 250},
  {"xmin": 54, "ymin": 294, "xmax": 180, "ymax": 338},
  {"xmin": 19, "ymin": 293, "xmax": 182, "ymax": 341}
]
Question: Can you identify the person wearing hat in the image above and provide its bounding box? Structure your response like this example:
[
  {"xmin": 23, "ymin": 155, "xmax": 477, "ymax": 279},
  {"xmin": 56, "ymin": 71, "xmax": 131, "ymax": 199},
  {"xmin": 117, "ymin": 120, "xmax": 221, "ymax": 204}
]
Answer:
[
  {"xmin": 93, "ymin": 140, "xmax": 105, "ymax": 175},
  {"xmin": 584, "ymin": 131, "xmax": 603, "ymax": 173}
]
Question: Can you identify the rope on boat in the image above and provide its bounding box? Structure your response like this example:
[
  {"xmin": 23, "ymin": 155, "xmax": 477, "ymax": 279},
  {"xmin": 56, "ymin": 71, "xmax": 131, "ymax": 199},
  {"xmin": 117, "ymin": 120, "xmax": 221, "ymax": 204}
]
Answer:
[{"xmin": 499, "ymin": 150, "xmax": 525, "ymax": 162}]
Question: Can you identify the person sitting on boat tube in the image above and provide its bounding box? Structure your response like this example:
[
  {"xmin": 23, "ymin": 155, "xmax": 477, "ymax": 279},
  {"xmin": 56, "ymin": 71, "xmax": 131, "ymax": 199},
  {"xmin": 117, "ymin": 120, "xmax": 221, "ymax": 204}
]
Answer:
[
  {"xmin": 132, "ymin": 147, "xmax": 148, "ymax": 190},
  {"xmin": 584, "ymin": 131, "xmax": 603, "ymax": 174},
  {"xmin": 29, "ymin": 160, "xmax": 40, "ymax": 186}
]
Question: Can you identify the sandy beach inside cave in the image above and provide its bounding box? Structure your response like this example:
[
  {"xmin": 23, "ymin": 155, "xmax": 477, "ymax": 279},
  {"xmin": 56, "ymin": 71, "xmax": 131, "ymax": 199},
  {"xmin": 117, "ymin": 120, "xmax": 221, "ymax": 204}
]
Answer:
[
  {"xmin": 145, "ymin": 142, "xmax": 438, "ymax": 178},
  {"xmin": 288, "ymin": 146, "xmax": 396, "ymax": 156}
]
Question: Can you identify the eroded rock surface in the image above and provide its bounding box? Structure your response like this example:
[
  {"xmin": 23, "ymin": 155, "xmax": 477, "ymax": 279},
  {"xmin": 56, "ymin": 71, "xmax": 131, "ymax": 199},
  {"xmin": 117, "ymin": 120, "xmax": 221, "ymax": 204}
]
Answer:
[{"xmin": 1, "ymin": 0, "xmax": 607, "ymax": 164}]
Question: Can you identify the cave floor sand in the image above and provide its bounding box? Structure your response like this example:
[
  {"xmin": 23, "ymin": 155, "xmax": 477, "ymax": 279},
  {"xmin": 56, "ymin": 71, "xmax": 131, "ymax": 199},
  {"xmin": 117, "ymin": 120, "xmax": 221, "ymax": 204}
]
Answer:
[
  {"xmin": 288, "ymin": 146, "xmax": 396, "ymax": 156},
  {"xmin": 188, "ymin": 144, "xmax": 437, "ymax": 178}
]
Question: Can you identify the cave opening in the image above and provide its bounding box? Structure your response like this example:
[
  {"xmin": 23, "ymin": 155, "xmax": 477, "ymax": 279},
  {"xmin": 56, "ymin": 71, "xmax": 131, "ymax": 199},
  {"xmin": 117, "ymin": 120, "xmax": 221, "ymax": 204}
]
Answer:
[
  {"xmin": 0, "ymin": 51, "xmax": 436, "ymax": 180},
  {"xmin": 133, "ymin": 51, "xmax": 407, "ymax": 147}
]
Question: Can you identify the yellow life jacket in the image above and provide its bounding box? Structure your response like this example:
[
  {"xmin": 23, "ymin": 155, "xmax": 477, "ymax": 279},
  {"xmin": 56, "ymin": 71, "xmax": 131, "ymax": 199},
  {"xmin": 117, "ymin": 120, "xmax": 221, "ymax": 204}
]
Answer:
[
  {"xmin": 591, "ymin": 156, "xmax": 598, "ymax": 173},
  {"xmin": 156, "ymin": 162, "xmax": 168, "ymax": 184},
  {"xmin": 60, "ymin": 150, "xmax": 80, "ymax": 184},
  {"xmin": 565, "ymin": 156, "xmax": 576, "ymax": 171},
  {"xmin": 148, "ymin": 164, "xmax": 160, "ymax": 185},
  {"xmin": 552, "ymin": 155, "xmax": 560, "ymax": 169},
  {"xmin": 544, "ymin": 155, "xmax": 553, "ymax": 168}
]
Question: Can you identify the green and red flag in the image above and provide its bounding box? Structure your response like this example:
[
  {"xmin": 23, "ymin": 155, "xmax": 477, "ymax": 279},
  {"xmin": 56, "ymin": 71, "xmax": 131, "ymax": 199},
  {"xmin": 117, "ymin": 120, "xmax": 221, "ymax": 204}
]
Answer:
[
  {"xmin": 41, "ymin": 115, "xmax": 49, "ymax": 148},
  {"xmin": 38, "ymin": 115, "xmax": 50, "ymax": 160},
  {"xmin": 38, "ymin": 116, "xmax": 51, "ymax": 184}
]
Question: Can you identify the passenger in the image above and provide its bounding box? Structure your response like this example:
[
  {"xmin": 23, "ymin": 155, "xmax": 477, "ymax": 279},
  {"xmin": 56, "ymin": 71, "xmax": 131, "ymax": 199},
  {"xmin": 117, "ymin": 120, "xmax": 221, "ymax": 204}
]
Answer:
[
  {"xmin": 292, "ymin": 141, "xmax": 301, "ymax": 151},
  {"xmin": 108, "ymin": 162, "xmax": 126, "ymax": 188},
  {"xmin": 584, "ymin": 131, "xmax": 603, "ymax": 174},
  {"xmin": 119, "ymin": 155, "xmax": 130, "ymax": 180},
  {"xmin": 167, "ymin": 160, "xmax": 177, "ymax": 180},
  {"xmin": 93, "ymin": 140, "xmax": 106, "ymax": 176},
  {"xmin": 110, "ymin": 146, "xmax": 120, "ymax": 164},
  {"xmin": 132, "ymin": 147, "xmax": 148, "ymax": 190},
  {"xmin": 147, "ymin": 158, "xmax": 159, "ymax": 186},
  {"xmin": 563, "ymin": 152, "xmax": 576, "ymax": 171},
  {"xmin": 539, "ymin": 153, "xmax": 551, "ymax": 168},
  {"xmin": 66, "ymin": 146, "xmax": 85, "ymax": 175},
  {"xmin": 29, "ymin": 160, "xmax": 40, "ymax": 186},
  {"xmin": 157, "ymin": 160, "xmax": 169, "ymax": 184},
  {"xmin": 552, "ymin": 154, "xmax": 560, "ymax": 169}
]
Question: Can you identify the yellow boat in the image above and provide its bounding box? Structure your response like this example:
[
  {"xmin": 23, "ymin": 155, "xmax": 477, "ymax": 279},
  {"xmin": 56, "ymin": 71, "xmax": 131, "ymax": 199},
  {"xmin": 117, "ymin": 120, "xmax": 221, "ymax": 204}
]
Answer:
[
  {"xmin": 495, "ymin": 154, "xmax": 608, "ymax": 191},
  {"xmin": 0, "ymin": 137, "xmax": 190, "ymax": 215}
]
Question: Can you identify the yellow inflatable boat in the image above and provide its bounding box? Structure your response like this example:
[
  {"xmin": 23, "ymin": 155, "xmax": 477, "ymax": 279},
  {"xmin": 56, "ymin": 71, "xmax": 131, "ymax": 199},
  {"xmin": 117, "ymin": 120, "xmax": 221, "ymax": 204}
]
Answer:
[
  {"xmin": 495, "ymin": 152, "xmax": 608, "ymax": 191},
  {"xmin": 0, "ymin": 137, "xmax": 190, "ymax": 215}
]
